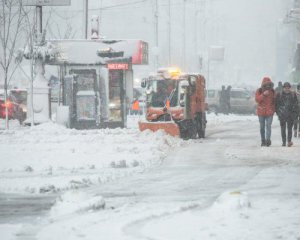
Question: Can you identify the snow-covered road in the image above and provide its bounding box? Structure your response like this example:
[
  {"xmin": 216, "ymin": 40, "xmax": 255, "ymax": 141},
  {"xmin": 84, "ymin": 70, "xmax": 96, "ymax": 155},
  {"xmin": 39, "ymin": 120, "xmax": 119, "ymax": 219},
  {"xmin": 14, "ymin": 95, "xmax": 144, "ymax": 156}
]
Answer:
[
  {"xmin": 39, "ymin": 118, "xmax": 300, "ymax": 240},
  {"xmin": 1, "ymin": 115, "xmax": 300, "ymax": 240}
]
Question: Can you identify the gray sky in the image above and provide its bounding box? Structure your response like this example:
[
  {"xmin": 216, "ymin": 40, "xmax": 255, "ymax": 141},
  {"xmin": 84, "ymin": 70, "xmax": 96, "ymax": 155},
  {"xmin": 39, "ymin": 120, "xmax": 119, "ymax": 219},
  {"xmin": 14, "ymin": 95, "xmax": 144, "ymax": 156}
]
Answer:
[
  {"xmin": 39, "ymin": 0, "xmax": 298, "ymax": 87},
  {"xmin": 1, "ymin": 0, "xmax": 297, "ymax": 88}
]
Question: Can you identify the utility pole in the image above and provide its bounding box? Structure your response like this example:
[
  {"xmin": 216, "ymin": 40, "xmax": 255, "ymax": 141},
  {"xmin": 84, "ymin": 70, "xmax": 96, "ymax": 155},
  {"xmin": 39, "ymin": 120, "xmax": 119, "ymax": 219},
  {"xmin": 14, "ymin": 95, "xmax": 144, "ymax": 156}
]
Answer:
[
  {"xmin": 154, "ymin": 0, "xmax": 159, "ymax": 70},
  {"xmin": 84, "ymin": 0, "xmax": 88, "ymax": 39},
  {"xmin": 195, "ymin": 0, "xmax": 203, "ymax": 71},
  {"xmin": 195, "ymin": 2, "xmax": 198, "ymax": 72},
  {"xmin": 183, "ymin": 0, "xmax": 186, "ymax": 71},
  {"xmin": 168, "ymin": 0, "xmax": 171, "ymax": 65},
  {"xmin": 99, "ymin": 0, "xmax": 103, "ymax": 35},
  {"xmin": 36, "ymin": 6, "xmax": 42, "ymax": 34}
]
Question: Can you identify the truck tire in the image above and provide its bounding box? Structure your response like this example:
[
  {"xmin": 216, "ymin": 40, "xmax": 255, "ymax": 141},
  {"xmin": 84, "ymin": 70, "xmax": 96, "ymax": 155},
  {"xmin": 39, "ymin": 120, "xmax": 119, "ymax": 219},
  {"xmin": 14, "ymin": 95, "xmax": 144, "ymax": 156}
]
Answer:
[{"xmin": 178, "ymin": 119, "xmax": 197, "ymax": 140}]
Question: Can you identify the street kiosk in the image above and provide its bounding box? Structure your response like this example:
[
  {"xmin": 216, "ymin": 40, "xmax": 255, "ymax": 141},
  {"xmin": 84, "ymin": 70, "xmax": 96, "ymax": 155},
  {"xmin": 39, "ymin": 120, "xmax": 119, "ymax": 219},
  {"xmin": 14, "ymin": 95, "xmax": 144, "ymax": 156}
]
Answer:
[{"xmin": 47, "ymin": 39, "xmax": 148, "ymax": 129}]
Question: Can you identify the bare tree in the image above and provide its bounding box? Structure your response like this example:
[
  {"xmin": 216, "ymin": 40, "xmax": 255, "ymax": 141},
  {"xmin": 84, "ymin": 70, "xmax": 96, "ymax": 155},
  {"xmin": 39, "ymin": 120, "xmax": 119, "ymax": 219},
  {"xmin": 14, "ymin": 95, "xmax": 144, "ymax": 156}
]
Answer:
[{"xmin": 0, "ymin": 0, "xmax": 25, "ymax": 129}]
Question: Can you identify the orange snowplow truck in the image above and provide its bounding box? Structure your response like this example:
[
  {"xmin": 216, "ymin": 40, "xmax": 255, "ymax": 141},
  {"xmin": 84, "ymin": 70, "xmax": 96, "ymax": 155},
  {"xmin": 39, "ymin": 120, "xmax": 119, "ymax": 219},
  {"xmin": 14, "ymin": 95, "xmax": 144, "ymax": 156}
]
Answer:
[{"xmin": 138, "ymin": 68, "xmax": 207, "ymax": 139}]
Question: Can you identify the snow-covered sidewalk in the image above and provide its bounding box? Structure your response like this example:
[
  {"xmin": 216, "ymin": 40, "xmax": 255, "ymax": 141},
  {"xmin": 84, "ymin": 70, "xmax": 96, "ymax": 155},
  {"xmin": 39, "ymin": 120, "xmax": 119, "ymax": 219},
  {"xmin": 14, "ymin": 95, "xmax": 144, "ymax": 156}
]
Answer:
[
  {"xmin": 34, "ymin": 114, "xmax": 300, "ymax": 240},
  {"xmin": 2, "ymin": 113, "xmax": 300, "ymax": 240},
  {"xmin": 0, "ymin": 116, "xmax": 187, "ymax": 194}
]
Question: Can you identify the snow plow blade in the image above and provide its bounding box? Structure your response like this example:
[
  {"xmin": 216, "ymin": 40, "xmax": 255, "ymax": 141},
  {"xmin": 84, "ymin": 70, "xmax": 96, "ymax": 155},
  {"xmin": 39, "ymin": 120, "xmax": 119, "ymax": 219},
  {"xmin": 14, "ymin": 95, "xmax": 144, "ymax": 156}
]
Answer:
[{"xmin": 138, "ymin": 121, "xmax": 180, "ymax": 137}]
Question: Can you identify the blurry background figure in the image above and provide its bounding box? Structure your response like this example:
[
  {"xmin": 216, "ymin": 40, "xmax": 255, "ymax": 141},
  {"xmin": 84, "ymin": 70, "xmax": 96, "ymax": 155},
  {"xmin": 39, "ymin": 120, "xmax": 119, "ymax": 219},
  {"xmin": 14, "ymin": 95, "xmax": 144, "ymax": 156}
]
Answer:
[
  {"xmin": 225, "ymin": 86, "xmax": 232, "ymax": 113},
  {"xmin": 131, "ymin": 98, "xmax": 140, "ymax": 115},
  {"xmin": 219, "ymin": 85, "xmax": 227, "ymax": 114},
  {"xmin": 275, "ymin": 82, "xmax": 299, "ymax": 147},
  {"xmin": 275, "ymin": 81, "xmax": 283, "ymax": 95},
  {"xmin": 293, "ymin": 83, "xmax": 300, "ymax": 138}
]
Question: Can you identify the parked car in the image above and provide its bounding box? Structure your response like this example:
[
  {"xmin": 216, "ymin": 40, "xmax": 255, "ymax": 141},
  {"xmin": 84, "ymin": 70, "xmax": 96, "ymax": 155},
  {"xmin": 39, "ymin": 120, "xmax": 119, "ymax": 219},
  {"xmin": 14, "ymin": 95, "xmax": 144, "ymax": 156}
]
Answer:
[
  {"xmin": 230, "ymin": 88, "xmax": 256, "ymax": 114},
  {"xmin": 206, "ymin": 89, "xmax": 220, "ymax": 113},
  {"xmin": 206, "ymin": 88, "xmax": 256, "ymax": 114},
  {"xmin": 0, "ymin": 89, "xmax": 27, "ymax": 124}
]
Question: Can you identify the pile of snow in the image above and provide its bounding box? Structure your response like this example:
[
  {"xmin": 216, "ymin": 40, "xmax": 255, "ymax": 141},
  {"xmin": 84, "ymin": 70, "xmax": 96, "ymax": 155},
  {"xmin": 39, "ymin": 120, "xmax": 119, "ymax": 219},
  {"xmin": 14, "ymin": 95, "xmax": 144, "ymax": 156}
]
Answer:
[
  {"xmin": 50, "ymin": 190, "xmax": 105, "ymax": 219},
  {"xmin": 212, "ymin": 190, "xmax": 251, "ymax": 212},
  {"xmin": 0, "ymin": 116, "xmax": 185, "ymax": 194}
]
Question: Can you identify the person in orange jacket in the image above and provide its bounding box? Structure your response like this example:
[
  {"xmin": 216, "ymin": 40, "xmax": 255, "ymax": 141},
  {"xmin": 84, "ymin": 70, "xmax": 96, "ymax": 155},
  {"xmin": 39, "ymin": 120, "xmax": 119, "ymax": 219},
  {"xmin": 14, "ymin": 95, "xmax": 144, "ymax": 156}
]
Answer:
[
  {"xmin": 131, "ymin": 98, "xmax": 140, "ymax": 115},
  {"xmin": 255, "ymin": 77, "xmax": 275, "ymax": 147}
]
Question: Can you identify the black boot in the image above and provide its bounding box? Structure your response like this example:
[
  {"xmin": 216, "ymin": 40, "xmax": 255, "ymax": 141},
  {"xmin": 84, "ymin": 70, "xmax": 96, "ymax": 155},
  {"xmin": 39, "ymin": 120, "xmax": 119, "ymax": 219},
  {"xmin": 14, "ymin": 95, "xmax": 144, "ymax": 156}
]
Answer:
[
  {"xmin": 266, "ymin": 139, "xmax": 271, "ymax": 147},
  {"xmin": 261, "ymin": 140, "xmax": 266, "ymax": 147}
]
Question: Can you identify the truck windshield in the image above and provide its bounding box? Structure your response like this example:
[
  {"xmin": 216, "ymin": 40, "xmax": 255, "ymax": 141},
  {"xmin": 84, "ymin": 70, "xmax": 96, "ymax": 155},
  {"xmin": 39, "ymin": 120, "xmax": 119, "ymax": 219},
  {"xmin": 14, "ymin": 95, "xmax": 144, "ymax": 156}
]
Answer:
[{"xmin": 146, "ymin": 79, "xmax": 178, "ymax": 107}]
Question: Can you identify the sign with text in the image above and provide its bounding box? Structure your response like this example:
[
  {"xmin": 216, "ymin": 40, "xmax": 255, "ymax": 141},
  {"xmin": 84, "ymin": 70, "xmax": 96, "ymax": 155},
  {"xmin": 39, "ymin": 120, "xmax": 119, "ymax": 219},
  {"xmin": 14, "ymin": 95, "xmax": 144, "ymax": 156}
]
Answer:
[
  {"xmin": 23, "ymin": 0, "xmax": 71, "ymax": 6},
  {"xmin": 107, "ymin": 63, "xmax": 129, "ymax": 70}
]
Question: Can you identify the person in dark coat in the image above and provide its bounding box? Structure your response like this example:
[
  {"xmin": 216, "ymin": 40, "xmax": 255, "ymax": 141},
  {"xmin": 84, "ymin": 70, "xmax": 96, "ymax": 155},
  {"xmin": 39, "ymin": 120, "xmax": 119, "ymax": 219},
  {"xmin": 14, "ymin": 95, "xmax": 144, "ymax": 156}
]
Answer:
[
  {"xmin": 293, "ymin": 83, "xmax": 300, "ymax": 137},
  {"xmin": 219, "ymin": 85, "xmax": 227, "ymax": 114},
  {"xmin": 255, "ymin": 77, "xmax": 275, "ymax": 146},
  {"xmin": 275, "ymin": 82, "xmax": 299, "ymax": 147},
  {"xmin": 225, "ymin": 85, "xmax": 232, "ymax": 114}
]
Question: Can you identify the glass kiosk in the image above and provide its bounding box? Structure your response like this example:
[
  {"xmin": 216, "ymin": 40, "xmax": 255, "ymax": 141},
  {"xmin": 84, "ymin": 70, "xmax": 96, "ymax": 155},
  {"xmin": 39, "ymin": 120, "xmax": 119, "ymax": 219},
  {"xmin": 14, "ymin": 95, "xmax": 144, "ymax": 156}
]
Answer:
[{"xmin": 63, "ymin": 69, "xmax": 98, "ymax": 129}]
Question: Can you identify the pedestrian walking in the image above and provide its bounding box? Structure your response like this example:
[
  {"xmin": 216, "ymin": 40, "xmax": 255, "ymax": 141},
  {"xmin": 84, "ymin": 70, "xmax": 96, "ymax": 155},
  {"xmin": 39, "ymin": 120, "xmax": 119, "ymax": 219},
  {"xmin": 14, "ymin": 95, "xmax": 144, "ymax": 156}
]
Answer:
[
  {"xmin": 293, "ymin": 83, "xmax": 300, "ymax": 138},
  {"xmin": 255, "ymin": 77, "xmax": 275, "ymax": 147},
  {"xmin": 219, "ymin": 85, "xmax": 227, "ymax": 114},
  {"xmin": 225, "ymin": 85, "xmax": 232, "ymax": 114},
  {"xmin": 275, "ymin": 82, "xmax": 299, "ymax": 147}
]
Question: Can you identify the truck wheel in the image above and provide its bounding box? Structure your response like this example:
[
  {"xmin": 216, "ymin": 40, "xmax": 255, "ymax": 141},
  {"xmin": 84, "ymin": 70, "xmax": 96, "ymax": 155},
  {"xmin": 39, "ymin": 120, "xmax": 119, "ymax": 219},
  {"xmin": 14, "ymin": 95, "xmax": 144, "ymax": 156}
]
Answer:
[{"xmin": 178, "ymin": 119, "xmax": 197, "ymax": 140}]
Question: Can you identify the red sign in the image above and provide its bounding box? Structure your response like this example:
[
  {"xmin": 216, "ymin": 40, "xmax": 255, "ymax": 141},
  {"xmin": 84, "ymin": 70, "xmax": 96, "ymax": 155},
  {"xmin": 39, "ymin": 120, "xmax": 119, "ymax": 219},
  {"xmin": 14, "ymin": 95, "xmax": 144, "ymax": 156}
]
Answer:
[
  {"xmin": 107, "ymin": 63, "xmax": 129, "ymax": 70},
  {"xmin": 132, "ymin": 41, "xmax": 148, "ymax": 65}
]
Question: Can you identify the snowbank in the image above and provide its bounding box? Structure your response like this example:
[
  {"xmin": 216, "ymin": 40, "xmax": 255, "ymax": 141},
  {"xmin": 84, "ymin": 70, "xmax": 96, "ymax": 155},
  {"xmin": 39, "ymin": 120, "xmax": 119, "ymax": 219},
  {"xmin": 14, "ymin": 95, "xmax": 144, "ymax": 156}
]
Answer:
[
  {"xmin": 50, "ymin": 190, "xmax": 105, "ymax": 219},
  {"xmin": 0, "ymin": 116, "xmax": 185, "ymax": 194}
]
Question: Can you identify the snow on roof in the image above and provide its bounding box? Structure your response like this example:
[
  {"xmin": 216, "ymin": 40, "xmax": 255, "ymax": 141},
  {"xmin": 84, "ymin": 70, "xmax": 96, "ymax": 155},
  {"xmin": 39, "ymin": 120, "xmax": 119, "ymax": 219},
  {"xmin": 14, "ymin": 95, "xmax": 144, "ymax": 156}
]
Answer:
[{"xmin": 48, "ymin": 39, "xmax": 141, "ymax": 65}]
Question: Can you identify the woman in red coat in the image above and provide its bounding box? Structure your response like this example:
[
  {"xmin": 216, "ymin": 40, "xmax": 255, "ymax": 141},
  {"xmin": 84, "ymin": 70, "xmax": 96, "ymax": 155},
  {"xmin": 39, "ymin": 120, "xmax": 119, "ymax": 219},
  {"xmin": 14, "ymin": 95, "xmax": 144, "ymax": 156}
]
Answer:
[{"xmin": 255, "ymin": 77, "xmax": 275, "ymax": 146}]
